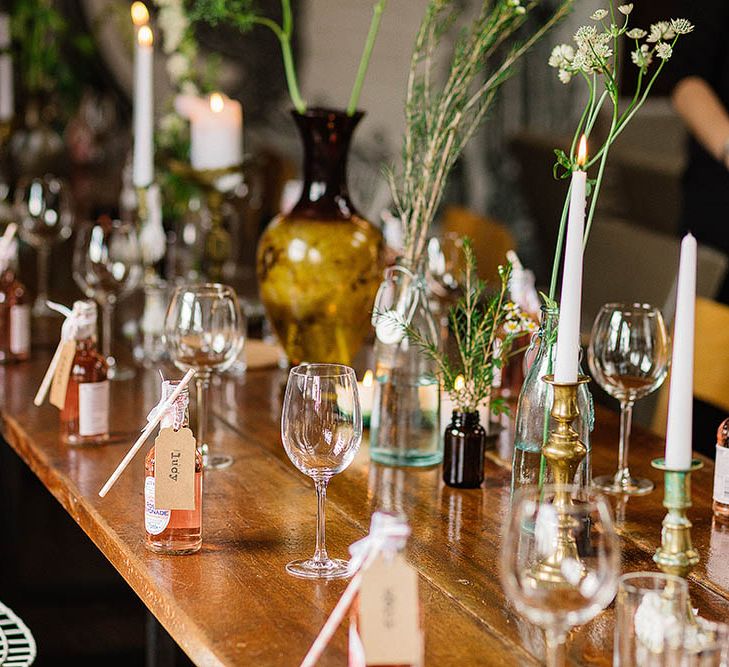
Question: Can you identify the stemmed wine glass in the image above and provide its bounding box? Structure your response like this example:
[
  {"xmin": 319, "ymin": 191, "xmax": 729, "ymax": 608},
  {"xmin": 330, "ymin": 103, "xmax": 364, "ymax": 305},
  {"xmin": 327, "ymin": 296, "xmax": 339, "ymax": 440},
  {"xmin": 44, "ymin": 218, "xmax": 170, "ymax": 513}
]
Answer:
[
  {"xmin": 165, "ymin": 283, "xmax": 244, "ymax": 470},
  {"xmin": 588, "ymin": 303, "xmax": 670, "ymax": 495},
  {"xmin": 501, "ymin": 485, "xmax": 619, "ymax": 667},
  {"xmin": 282, "ymin": 363, "xmax": 362, "ymax": 579},
  {"xmin": 14, "ymin": 175, "xmax": 74, "ymax": 318},
  {"xmin": 73, "ymin": 217, "xmax": 143, "ymax": 380}
]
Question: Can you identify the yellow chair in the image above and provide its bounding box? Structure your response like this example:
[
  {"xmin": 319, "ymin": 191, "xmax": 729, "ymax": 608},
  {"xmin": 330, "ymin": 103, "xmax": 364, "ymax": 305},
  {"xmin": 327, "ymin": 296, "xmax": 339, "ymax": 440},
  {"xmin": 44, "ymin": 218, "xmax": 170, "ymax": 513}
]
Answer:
[
  {"xmin": 652, "ymin": 297, "xmax": 729, "ymax": 436},
  {"xmin": 441, "ymin": 206, "xmax": 516, "ymax": 284}
]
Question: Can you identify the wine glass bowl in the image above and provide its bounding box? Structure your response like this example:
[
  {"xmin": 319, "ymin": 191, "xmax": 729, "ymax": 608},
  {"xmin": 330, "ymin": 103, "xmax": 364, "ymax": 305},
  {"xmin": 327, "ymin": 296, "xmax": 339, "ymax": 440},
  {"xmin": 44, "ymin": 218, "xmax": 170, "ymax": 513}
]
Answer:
[
  {"xmin": 282, "ymin": 363, "xmax": 362, "ymax": 579},
  {"xmin": 588, "ymin": 303, "xmax": 670, "ymax": 495}
]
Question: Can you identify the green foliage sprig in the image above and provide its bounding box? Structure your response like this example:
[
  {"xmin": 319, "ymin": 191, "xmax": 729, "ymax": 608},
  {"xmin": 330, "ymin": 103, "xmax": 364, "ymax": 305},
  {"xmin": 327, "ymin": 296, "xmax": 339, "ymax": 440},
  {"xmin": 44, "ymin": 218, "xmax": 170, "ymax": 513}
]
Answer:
[
  {"xmin": 385, "ymin": 239, "xmax": 536, "ymax": 414},
  {"xmin": 389, "ymin": 0, "xmax": 575, "ymax": 269},
  {"xmin": 191, "ymin": 0, "xmax": 387, "ymax": 115}
]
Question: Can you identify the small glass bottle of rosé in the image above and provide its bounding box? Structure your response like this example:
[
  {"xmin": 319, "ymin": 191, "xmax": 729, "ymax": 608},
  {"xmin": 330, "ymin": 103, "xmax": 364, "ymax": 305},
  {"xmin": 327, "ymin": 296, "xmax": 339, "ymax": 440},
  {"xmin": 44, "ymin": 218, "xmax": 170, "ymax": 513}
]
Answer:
[
  {"xmin": 0, "ymin": 237, "xmax": 30, "ymax": 363},
  {"xmin": 144, "ymin": 379, "xmax": 203, "ymax": 555},
  {"xmin": 712, "ymin": 418, "xmax": 729, "ymax": 523},
  {"xmin": 60, "ymin": 300, "xmax": 110, "ymax": 445}
]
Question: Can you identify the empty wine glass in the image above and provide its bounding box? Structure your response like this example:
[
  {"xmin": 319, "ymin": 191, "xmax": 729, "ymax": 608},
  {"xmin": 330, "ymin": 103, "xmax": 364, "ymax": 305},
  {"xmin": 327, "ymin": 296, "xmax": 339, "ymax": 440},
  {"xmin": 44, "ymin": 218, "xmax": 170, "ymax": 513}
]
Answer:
[
  {"xmin": 282, "ymin": 363, "xmax": 362, "ymax": 579},
  {"xmin": 165, "ymin": 283, "xmax": 244, "ymax": 470},
  {"xmin": 73, "ymin": 217, "xmax": 143, "ymax": 380},
  {"xmin": 501, "ymin": 485, "xmax": 619, "ymax": 667},
  {"xmin": 14, "ymin": 175, "xmax": 73, "ymax": 318},
  {"xmin": 588, "ymin": 303, "xmax": 670, "ymax": 495}
]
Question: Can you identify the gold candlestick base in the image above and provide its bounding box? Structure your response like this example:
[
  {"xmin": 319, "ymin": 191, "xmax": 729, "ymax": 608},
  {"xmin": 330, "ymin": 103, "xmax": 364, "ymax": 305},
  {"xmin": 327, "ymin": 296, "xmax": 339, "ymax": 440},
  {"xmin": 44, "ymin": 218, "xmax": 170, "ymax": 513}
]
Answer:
[{"xmin": 529, "ymin": 375, "xmax": 590, "ymax": 587}]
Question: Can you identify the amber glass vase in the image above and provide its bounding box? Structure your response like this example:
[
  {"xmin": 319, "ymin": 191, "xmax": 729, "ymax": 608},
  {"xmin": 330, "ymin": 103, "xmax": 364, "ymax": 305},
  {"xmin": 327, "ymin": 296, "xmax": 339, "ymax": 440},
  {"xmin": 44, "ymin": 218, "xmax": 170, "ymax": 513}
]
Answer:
[{"xmin": 256, "ymin": 108, "xmax": 383, "ymax": 365}]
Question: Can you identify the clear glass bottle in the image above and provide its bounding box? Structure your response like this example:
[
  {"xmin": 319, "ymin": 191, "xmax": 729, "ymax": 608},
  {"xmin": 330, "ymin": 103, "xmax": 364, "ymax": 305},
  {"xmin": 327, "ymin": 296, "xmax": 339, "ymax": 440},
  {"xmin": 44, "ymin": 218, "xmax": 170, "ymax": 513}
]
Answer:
[
  {"xmin": 370, "ymin": 265, "xmax": 442, "ymax": 467},
  {"xmin": 60, "ymin": 301, "xmax": 110, "ymax": 445},
  {"xmin": 144, "ymin": 380, "xmax": 203, "ymax": 554},
  {"xmin": 348, "ymin": 514, "xmax": 423, "ymax": 667},
  {"xmin": 712, "ymin": 418, "xmax": 729, "ymax": 522},
  {"xmin": 0, "ymin": 238, "xmax": 30, "ymax": 363},
  {"xmin": 510, "ymin": 305, "xmax": 594, "ymax": 495}
]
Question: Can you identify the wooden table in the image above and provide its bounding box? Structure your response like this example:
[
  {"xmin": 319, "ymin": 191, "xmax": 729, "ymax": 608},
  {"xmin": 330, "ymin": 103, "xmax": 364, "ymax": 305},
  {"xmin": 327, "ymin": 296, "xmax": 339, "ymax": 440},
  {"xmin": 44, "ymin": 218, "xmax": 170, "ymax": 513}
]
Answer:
[{"xmin": 2, "ymin": 353, "xmax": 729, "ymax": 666}]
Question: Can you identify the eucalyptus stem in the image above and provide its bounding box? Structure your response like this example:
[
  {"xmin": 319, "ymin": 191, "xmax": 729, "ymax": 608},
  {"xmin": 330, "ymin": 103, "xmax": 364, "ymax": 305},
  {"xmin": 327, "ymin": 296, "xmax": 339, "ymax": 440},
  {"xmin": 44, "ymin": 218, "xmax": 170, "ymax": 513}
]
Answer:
[{"xmin": 347, "ymin": 0, "xmax": 387, "ymax": 116}]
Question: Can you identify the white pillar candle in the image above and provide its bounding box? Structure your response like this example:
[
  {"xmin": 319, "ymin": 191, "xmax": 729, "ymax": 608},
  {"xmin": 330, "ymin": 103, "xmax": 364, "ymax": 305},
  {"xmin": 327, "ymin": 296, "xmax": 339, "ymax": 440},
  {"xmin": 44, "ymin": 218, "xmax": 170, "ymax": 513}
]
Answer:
[
  {"xmin": 133, "ymin": 25, "xmax": 154, "ymax": 188},
  {"xmin": 553, "ymin": 136, "xmax": 588, "ymax": 384},
  {"xmin": 0, "ymin": 14, "xmax": 13, "ymax": 123},
  {"xmin": 664, "ymin": 233, "xmax": 697, "ymax": 470}
]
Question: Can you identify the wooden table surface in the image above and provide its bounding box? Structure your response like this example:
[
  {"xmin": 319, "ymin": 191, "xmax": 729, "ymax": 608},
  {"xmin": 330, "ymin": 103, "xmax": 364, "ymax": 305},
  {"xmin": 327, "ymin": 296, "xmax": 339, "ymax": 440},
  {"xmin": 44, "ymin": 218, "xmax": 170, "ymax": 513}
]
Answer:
[{"xmin": 2, "ymin": 352, "xmax": 729, "ymax": 666}]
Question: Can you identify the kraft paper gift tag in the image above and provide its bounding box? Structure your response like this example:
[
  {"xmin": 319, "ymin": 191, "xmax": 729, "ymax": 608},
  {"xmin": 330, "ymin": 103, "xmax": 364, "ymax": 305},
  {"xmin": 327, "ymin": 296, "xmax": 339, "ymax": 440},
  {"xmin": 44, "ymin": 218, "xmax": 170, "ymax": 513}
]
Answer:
[
  {"xmin": 154, "ymin": 427, "xmax": 197, "ymax": 510},
  {"xmin": 359, "ymin": 552, "xmax": 421, "ymax": 666},
  {"xmin": 49, "ymin": 340, "xmax": 77, "ymax": 409}
]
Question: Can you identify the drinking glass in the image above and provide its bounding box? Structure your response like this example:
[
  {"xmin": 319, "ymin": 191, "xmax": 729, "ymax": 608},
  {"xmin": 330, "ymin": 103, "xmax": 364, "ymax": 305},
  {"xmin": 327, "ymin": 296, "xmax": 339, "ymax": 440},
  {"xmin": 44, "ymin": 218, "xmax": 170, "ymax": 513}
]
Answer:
[
  {"xmin": 282, "ymin": 363, "xmax": 362, "ymax": 579},
  {"xmin": 14, "ymin": 175, "xmax": 74, "ymax": 318},
  {"xmin": 614, "ymin": 572, "xmax": 688, "ymax": 666},
  {"xmin": 501, "ymin": 485, "xmax": 619, "ymax": 667},
  {"xmin": 669, "ymin": 621, "xmax": 729, "ymax": 667},
  {"xmin": 73, "ymin": 217, "xmax": 143, "ymax": 380},
  {"xmin": 165, "ymin": 283, "xmax": 244, "ymax": 469},
  {"xmin": 588, "ymin": 303, "xmax": 670, "ymax": 495}
]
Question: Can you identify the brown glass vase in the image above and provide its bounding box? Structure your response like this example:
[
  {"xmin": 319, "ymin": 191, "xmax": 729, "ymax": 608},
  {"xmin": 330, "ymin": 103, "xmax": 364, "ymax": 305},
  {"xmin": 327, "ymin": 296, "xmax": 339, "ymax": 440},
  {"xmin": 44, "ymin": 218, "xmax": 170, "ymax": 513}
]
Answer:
[
  {"xmin": 443, "ymin": 411, "xmax": 486, "ymax": 489},
  {"xmin": 256, "ymin": 108, "xmax": 383, "ymax": 365}
]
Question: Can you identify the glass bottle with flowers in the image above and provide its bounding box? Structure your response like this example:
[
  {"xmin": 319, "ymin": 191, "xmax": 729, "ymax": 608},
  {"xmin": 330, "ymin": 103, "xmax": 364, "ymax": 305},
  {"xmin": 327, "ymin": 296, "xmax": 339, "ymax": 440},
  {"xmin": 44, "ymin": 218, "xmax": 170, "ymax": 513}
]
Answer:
[
  {"xmin": 386, "ymin": 240, "xmax": 535, "ymax": 488},
  {"xmin": 511, "ymin": 2, "xmax": 695, "ymax": 495}
]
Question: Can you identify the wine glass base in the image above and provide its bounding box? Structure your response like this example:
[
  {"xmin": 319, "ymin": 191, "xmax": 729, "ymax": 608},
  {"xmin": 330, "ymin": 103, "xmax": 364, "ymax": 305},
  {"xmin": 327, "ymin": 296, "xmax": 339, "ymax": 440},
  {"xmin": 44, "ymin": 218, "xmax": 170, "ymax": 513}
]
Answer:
[
  {"xmin": 285, "ymin": 558, "xmax": 350, "ymax": 580},
  {"xmin": 205, "ymin": 454, "xmax": 234, "ymax": 470},
  {"xmin": 593, "ymin": 474, "xmax": 654, "ymax": 496}
]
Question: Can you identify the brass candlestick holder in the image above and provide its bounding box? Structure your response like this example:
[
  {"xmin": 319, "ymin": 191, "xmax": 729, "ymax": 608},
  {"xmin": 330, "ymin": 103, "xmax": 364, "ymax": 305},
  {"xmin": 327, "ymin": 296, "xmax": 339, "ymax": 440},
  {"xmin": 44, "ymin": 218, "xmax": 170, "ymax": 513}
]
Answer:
[
  {"xmin": 530, "ymin": 374, "xmax": 591, "ymax": 586},
  {"xmin": 168, "ymin": 159, "xmax": 244, "ymax": 280},
  {"xmin": 652, "ymin": 457, "xmax": 703, "ymax": 623}
]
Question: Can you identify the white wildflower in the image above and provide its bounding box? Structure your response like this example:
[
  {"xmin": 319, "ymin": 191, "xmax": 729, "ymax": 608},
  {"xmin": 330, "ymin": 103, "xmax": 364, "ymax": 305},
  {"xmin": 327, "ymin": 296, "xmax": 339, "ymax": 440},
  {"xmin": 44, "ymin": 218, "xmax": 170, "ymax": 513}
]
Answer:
[
  {"xmin": 618, "ymin": 4, "xmax": 633, "ymax": 16},
  {"xmin": 631, "ymin": 44, "xmax": 653, "ymax": 70},
  {"xmin": 626, "ymin": 28, "xmax": 647, "ymax": 40},
  {"xmin": 548, "ymin": 44, "xmax": 575, "ymax": 69},
  {"xmin": 180, "ymin": 80, "xmax": 199, "ymax": 96},
  {"xmin": 166, "ymin": 52, "xmax": 189, "ymax": 83},
  {"xmin": 158, "ymin": 4, "xmax": 189, "ymax": 54},
  {"xmin": 655, "ymin": 42, "xmax": 673, "ymax": 60},
  {"xmin": 558, "ymin": 68, "xmax": 573, "ymax": 84},
  {"xmin": 590, "ymin": 9, "xmax": 608, "ymax": 21},
  {"xmin": 507, "ymin": 0, "xmax": 525, "ymax": 14},
  {"xmin": 505, "ymin": 301, "xmax": 519, "ymax": 311},
  {"xmin": 524, "ymin": 320, "xmax": 538, "ymax": 333},
  {"xmin": 504, "ymin": 320, "xmax": 520, "ymax": 334},
  {"xmin": 670, "ymin": 18, "xmax": 694, "ymax": 36},
  {"xmin": 647, "ymin": 21, "xmax": 675, "ymax": 44},
  {"xmin": 575, "ymin": 25, "xmax": 598, "ymax": 45}
]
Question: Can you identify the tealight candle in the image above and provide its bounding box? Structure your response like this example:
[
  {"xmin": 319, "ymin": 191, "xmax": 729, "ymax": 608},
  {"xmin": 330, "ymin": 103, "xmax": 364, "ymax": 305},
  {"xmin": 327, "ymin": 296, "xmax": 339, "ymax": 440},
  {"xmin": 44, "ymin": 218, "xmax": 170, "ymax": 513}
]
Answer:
[{"xmin": 358, "ymin": 370, "xmax": 374, "ymax": 426}]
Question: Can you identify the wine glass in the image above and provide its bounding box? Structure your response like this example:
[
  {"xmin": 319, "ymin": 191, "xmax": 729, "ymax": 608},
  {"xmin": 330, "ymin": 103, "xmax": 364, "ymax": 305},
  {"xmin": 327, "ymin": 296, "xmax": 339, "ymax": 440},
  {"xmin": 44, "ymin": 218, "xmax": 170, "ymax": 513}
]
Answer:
[
  {"xmin": 73, "ymin": 217, "xmax": 143, "ymax": 380},
  {"xmin": 165, "ymin": 283, "xmax": 244, "ymax": 470},
  {"xmin": 588, "ymin": 303, "xmax": 670, "ymax": 495},
  {"xmin": 14, "ymin": 175, "xmax": 74, "ymax": 318},
  {"xmin": 501, "ymin": 485, "xmax": 619, "ymax": 667},
  {"xmin": 282, "ymin": 363, "xmax": 362, "ymax": 579}
]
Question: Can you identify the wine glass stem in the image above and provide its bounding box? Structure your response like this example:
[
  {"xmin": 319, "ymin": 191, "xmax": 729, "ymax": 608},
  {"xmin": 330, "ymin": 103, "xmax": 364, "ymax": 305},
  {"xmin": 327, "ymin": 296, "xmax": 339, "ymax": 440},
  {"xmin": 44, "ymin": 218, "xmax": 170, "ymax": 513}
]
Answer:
[
  {"xmin": 101, "ymin": 303, "xmax": 113, "ymax": 361},
  {"xmin": 313, "ymin": 479, "xmax": 329, "ymax": 563},
  {"xmin": 544, "ymin": 629, "xmax": 566, "ymax": 667},
  {"xmin": 37, "ymin": 246, "xmax": 50, "ymax": 305},
  {"xmin": 617, "ymin": 399, "xmax": 635, "ymax": 480},
  {"xmin": 196, "ymin": 374, "xmax": 211, "ymax": 449}
]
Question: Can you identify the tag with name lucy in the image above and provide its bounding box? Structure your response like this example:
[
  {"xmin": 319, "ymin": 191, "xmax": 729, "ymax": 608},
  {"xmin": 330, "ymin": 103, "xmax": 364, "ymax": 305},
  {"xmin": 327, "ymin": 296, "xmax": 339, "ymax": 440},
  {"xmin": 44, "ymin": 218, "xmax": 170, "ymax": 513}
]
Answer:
[
  {"xmin": 359, "ymin": 552, "xmax": 421, "ymax": 666},
  {"xmin": 49, "ymin": 340, "xmax": 77, "ymax": 409},
  {"xmin": 154, "ymin": 427, "xmax": 196, "ymax": 510}
]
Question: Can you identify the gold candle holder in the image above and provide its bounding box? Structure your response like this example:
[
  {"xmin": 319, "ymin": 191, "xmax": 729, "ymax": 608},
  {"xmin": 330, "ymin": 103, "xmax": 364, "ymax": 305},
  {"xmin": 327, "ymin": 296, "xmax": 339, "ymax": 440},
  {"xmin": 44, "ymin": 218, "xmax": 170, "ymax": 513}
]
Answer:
[{"xmin": 529, "ymin": 374, "xmax": 590, "ymax": 586}]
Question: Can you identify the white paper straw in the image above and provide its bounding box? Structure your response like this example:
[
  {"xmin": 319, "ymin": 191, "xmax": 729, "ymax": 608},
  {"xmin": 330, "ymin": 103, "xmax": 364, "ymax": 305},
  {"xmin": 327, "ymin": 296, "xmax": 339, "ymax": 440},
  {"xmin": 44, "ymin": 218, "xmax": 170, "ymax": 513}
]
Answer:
[
  {"xmin": 33, "ymin": 341, "xmax": 65, "ymax": 407},
  {"xmin": 0, "ymin": 222, "xmax": 16, "ymax": 255},
  {"xmin": 98, "ymin": 369, "xmax": 195, "ymax": 497}
]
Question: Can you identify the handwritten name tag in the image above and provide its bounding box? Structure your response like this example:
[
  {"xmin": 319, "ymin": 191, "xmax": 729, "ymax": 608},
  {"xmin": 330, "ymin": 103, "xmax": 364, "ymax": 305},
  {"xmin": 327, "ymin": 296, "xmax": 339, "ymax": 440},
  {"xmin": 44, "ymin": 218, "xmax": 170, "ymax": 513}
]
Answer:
[
  {"xmin": 154, "ymin": 427, "xmax": 196, "ymax": 510},
  {"xmin": 359, "ymin": 553, "xmax": 422, "ymax": 666},
  {"xmin": 49, "ymin": 340, "xmax": 77, "ymax": 410}
]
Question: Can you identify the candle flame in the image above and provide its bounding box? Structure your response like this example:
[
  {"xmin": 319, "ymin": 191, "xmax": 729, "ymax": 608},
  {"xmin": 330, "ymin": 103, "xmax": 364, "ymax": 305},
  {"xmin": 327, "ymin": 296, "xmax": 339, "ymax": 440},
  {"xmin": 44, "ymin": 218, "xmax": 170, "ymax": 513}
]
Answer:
[
  {"xmin": 454, "ymin": 375, "xmax": 465, "ymax": 391},
  {"xmin": 363, "ymin": 369, "xmax": 373, "ymax": 387},
  {"xmin": 137, "ymin": 25, "xmax": 153, "ymax": 47},
  {"xmin": 131, "ymin": 2, "xmax": 149, "ymax": 26},
  {"xmin": 210, "ymin": 93, "xmax": 225, "ymax": 113},
  {"xmin": 577, "ymin": 135, "xmax": 588, "ymax": 168}
]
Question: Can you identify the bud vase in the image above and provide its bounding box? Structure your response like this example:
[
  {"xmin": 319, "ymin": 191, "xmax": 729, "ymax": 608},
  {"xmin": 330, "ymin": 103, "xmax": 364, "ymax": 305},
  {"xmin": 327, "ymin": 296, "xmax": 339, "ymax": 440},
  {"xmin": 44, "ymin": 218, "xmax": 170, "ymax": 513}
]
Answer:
[
  {"xmin": 256, "ymin": 108, "xmax": 383, "ymax": 366},
  {"xmin": 510, "ymin": 305, "xmax": 594, "ymax": 494},
  {"xmin": 370, "ymin": 265, "xmax": 442, "ymax": 467}
]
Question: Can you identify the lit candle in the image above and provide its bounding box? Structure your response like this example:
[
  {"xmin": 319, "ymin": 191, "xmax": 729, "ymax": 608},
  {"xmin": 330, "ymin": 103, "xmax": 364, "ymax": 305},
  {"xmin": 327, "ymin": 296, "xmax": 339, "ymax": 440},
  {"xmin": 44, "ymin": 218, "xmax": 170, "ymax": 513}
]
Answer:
[
  {"xmin": 664, "ymin": 233, "xmax": 697, "ymax": 470},
  {"xmin": 0, "ymin": 14, "xmax": 13, "ymax": 123},
  {"xmin": 358, "ymin": 370, "xmax": 374, "ymax": 426},
  {"xmin": 131, "ymin": 1, "xmax": 149, "ymax": 29},
  {"xmin": 133, "ymin": 25, "xmax": 154, "ymax": 188},
  {"xmin": 553, "ymin": 135, "xmax": 588, "ymax": 384},
  {"xmin": 441, "ymin": 375, "xmax": 465, "ymax": 421}
]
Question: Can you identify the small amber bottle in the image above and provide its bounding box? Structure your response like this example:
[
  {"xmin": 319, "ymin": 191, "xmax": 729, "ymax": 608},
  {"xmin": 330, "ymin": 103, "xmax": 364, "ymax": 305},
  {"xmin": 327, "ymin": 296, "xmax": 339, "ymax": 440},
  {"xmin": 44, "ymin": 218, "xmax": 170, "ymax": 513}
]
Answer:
[
  {"xmin": 443, "ymin": 411, "xmax": 486, "ymax": 488},
  {"xmin": 144, "ymin": 380, "xmax": 203, "ymax": 555},
  {"xmin": 0, "ymin": 238, "xmax": 30, "ymax": 363},
  {"xmin": 712, "ymin": 418, "xmax": 729, "ymax": 523},
  {"xmin": 60, "ymin": 301, "xmax": 110, "ymax": 445}
]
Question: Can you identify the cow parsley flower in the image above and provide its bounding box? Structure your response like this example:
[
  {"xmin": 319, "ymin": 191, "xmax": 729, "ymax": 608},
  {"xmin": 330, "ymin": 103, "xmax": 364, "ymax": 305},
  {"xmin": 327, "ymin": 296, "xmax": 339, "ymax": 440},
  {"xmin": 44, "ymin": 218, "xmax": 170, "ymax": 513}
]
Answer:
[
  {"xmin": 591, "ymin": 9, "xmax": 608, "ymax": 21},
  {"xmin": 548, "ymin": 44, "xmax": 575, "ymax": 69},
  {"xmin": 655, "ymin": 42, "xmax": 673, "ymax": 60},
  {"xmin": 626, "ymin": 28, "xmax": 647, "ymax": 40},
  {"xmin": 558, "ymin": 68, "xmax": 573, "ymax": 84},
  {"xmin": 618, "ymin": 4, "xmax": 634, "ymax": 15},
  {"xmin": 647, "ymin": 21, "xmax": 675, "ymax": 44},
  {"xmin": 670, "ymin": 19, "xmax": 695, "ymax": 36}
]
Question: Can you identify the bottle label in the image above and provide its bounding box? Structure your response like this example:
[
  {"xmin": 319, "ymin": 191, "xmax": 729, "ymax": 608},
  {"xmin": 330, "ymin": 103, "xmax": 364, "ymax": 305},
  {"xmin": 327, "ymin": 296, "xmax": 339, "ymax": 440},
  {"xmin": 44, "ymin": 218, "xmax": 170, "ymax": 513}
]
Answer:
[
  {"xmin": 9, "ymin": 304, "xmax": 30, "ymax": 355},
  {"xmin": 78, "ymin": 381, "xmax": 110, "ymax": 436},
  {"xmin": 145, "ymin": 476, "xmax": 170, "ymax": 535},
  {"xmin": 714, "ymin": 445, "xmax": 729, "ymax": 504}
]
